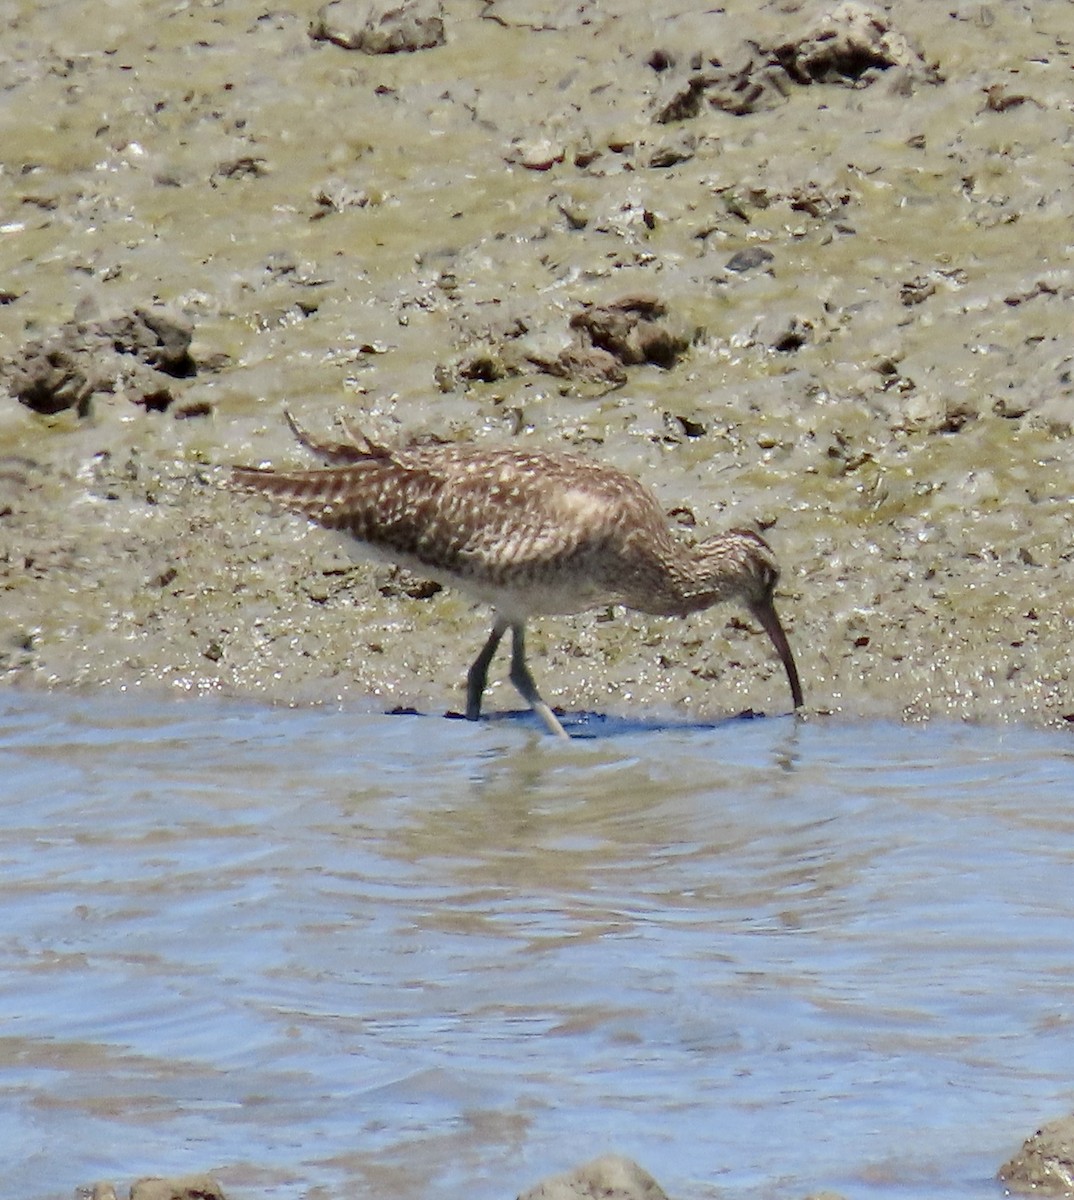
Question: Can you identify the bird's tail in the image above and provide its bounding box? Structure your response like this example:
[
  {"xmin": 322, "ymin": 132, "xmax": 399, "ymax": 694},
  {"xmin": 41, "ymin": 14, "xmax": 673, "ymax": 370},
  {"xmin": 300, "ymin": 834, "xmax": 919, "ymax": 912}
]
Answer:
[
  {"xmin": 228, "ymin": 460, "xmax": 378, "ymax": 523},
  {"xmin": 228, "ymin": 410, "xmax": 401, "ymax": 524}
]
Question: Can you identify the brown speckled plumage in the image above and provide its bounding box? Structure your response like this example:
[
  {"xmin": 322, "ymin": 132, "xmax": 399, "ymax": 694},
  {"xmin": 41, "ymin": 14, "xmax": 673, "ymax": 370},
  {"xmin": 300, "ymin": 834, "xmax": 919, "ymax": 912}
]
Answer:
[{"xmin": 230, "ymin": 413, "xmax": 803, "ymax": 737}]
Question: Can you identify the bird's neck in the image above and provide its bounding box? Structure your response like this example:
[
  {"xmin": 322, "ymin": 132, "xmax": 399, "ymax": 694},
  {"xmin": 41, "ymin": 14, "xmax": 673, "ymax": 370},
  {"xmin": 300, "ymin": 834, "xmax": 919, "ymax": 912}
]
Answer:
[{"xmin": 621, "ymin": 536, "xmax": 743, "ymax": 618}]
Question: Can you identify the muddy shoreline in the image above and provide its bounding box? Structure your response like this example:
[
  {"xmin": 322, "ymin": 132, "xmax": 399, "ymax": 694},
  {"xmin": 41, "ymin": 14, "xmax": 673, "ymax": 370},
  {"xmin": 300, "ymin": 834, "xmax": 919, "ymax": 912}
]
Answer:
[
  {"xmin": 2, "ymin": 1, "xmax": 1073, "ymax": 730},
  {"xmin": 2, "ymin": 2, "xmax": 1072, "ymax": 730}
]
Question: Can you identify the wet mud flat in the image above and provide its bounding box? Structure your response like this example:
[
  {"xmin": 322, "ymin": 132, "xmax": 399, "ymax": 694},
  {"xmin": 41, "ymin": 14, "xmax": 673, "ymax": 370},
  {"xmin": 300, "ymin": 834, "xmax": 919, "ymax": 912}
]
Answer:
[
  {"xmin": 0, "ymin": 1, "xmax": 1072, "ymax": 728},
  {"xmin": 1, "ymin": 0, "xmax": 1072, "ymax": 728}
]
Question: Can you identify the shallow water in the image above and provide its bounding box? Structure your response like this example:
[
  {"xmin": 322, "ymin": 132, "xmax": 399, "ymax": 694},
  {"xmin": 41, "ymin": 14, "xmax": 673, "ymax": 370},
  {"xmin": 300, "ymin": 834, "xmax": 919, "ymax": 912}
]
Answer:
[{"xmin": 1, "ymin": 692, "xmax": 1072, "ymax": 1200}]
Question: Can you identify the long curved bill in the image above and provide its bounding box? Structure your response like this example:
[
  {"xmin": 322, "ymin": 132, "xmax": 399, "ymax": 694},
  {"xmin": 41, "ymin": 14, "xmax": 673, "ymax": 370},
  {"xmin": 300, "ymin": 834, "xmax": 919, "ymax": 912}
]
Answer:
[{"xmin": 749, "ymin": 597, "xmax": 804, "ymax": 710}]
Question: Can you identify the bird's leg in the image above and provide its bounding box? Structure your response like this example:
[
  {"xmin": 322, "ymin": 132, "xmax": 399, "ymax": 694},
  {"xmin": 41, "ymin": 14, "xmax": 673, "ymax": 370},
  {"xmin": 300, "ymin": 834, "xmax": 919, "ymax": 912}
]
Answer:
[
  {"xmin": 508, "ymin": 623, "xmax": 570, "ymax": 740},
  {"xmin": 466, "ymin": 618, "xmax": 508, "ymax": 720}
]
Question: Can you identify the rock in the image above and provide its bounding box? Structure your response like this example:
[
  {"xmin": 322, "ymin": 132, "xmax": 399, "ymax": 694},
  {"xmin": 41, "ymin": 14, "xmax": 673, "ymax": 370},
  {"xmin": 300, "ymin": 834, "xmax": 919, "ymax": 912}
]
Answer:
[
  {"xmin": 456, "ymin": 349, "xmax": 509, "ymax": 382},
  {"xmin": 210, "ymin": 156, "xmax": 269, "ymax": 184},
  {"xmin": 2, "ymin": 342, "xmax": 101, "ymax": 416},
  {"xmin": 983, "ymin": 83, "xmax": 1042, "ymax": 113},
  {"xmin": 662, "ymin": 63, "xmax": 782, "ymax": 122},
  {"xmin": 726, "ymin": 246, "xmax": 774, "ymax": 273},
  {"xmin": 129, "ymin": 1173, "xmax": 227, "ymax": 1200},
  {"xmin": 998, "ymin": 1113, "xmax": 1074, "ymax": 1195},
  {"xmin": 477, "ymin": 1, "xmax": 598, "ymax": 32},
  {"xmin": 568, "ymin": 295, "xmax": 690, "ymax": 369},
  {"xmin": 95, "ymin": 309, "xmax": 196, "ymax": 378},
  {"xmin": 518, "ymin": 296, "xmax": 690, "ymax": 386},
  {"xmin": 773, "ymin": 2, "xmax": 941, "ymax": 86},
  {"xmin": 518, "ymin": 1154, "xmax": 668, "ymax": 1200},
  {"xmin": 770, "ymin": 316, "xmax": 812, "ymax": 352},
  {"xmin": 312, "ymin": 181, "xmax": 380, "ymax": 215},
  {"xmin": 654, "ymin": 2, "xmax": 939, "ymax": 123},
  {"xmin": 378, "ymin": 566, "xmax": 443, "ymax": 599},
  {"xmin": 654, "ymin": 73, "xmax": 712, "ymax": 123},
  {"xmin": 310, "ymin": 0, "xmax": 445, "ymax": 53},
  {"xmin": 530, "ymin": 344, "xmax": 628, "ymax": 386},
  {"xmin": 648, "ymin": 136, "xmax": 695, "ymax": 168},
  {"xmin": 2, "ymin": 306, "xmax": 194, "ymax": 416},
  {"xmin": 505, "ymin": 137, "xmax": 566, "ymax": 171}
]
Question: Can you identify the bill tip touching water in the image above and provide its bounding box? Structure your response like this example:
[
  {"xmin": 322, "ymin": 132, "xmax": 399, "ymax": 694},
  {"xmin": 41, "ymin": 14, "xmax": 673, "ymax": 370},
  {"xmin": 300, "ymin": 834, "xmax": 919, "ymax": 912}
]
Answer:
[{"xmin": 230, "ymin": 412, "xmax": 803, "ymax": 738}]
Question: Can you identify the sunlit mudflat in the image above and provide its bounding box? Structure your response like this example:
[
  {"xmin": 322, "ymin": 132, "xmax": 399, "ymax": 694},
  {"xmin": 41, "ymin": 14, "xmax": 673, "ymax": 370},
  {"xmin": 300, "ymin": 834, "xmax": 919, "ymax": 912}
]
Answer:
[{"xmin": 1, "ymin": 691, "xmax": 1072, "ymax": 1200}]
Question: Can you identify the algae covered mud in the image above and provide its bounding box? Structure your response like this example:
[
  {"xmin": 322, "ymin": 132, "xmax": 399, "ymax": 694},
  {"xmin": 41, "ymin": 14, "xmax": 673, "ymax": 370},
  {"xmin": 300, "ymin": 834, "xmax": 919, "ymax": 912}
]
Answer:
[{"xmin": 1, "ymin": 0, "xmax": 1072, "ymax": 725}]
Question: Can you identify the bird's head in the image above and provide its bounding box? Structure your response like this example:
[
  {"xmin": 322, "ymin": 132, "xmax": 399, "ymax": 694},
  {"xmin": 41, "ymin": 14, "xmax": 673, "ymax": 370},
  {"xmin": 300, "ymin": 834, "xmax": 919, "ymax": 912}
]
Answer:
[{"xmin": 696, "ymin": 529, "xmax": 804, "ymax": 710}]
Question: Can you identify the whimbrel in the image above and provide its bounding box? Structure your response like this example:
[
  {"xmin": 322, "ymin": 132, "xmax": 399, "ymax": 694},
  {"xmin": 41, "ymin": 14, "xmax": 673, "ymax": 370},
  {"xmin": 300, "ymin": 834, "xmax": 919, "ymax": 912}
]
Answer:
[{"xmin": 230, "ymin": 413, "xmax": 803, "ymax": 738}]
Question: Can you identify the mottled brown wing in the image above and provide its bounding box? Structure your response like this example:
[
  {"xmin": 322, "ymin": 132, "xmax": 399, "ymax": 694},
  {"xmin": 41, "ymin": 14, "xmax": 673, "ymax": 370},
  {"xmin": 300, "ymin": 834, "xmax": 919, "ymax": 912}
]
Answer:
[
  {"xmin": 229, "ymin": 445, "xmax": 656, "ymax": 593},
  {"xmin": 378, "ymin": 446, "xmax": 667, "ymax": 583}
]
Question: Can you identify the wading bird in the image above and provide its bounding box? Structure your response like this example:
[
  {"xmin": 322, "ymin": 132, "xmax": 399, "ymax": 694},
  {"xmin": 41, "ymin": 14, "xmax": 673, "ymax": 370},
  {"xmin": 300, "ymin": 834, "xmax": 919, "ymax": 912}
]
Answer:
[{"xmin": 230, "ymin": 414, "xmax": 803, "ymax": 738}]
